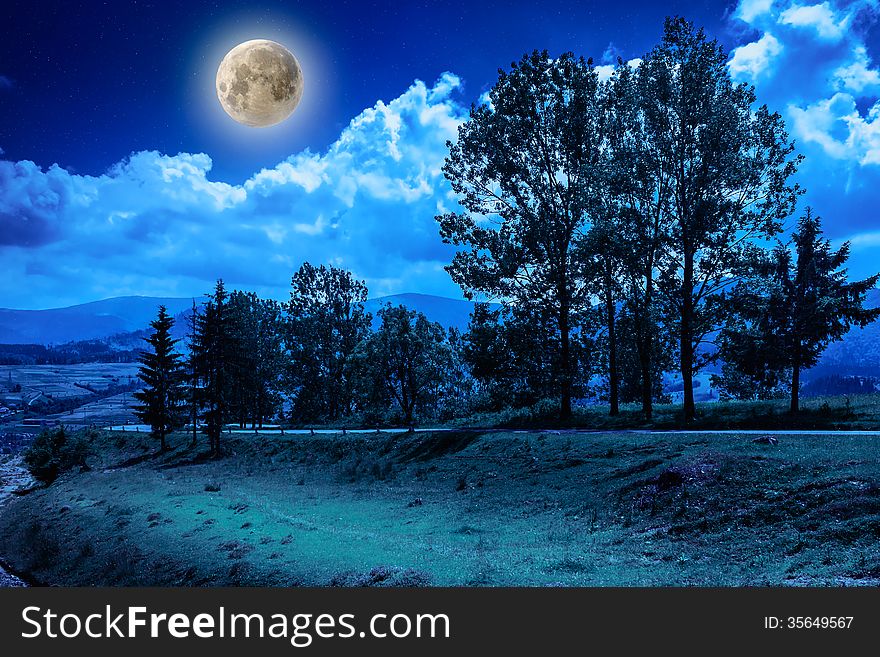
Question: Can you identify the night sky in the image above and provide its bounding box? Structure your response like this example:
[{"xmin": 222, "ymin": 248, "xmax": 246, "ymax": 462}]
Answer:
[{"xmin": 2, "ymin": 0, "xmax": 880, "ymax": 308}]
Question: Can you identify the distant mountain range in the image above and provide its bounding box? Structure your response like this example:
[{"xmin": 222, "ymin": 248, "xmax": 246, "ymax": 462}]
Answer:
[
  {"xmin": 0, "ymin": 296, "xmax": 203, "ymax": 345},
  {"xmin": 2, "ymin": 290, "xmax": 878, "ymax": 386},
  {"xmin": 0, "ymin": 293, "xmax": 486, "ymax": 346}
]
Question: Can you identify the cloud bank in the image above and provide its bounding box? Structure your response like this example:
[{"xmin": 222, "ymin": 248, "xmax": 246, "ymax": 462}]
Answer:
[
  {"xmin": 0, "ymin": 74, "xmax": 466, "ymax": 309},
  {"xmin": 728, "ymin": 0, "xmax": 880, "ymax": 279}
]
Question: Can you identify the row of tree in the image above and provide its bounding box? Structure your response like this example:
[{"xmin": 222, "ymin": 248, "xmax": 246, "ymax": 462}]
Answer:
[
  {"xmin": 134, "ymin": 265, "xmax": 464, "ymax": 452},
  {"xmin": 134, "ymin": 17, "xmax": 880, "ymax": 451},
  {"xmin": 436, "ymin": 17, "xmax": 878, "ymax": 421}
]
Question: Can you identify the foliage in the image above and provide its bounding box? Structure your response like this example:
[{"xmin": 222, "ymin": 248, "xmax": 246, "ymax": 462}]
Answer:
[
  {"xmin": 437, "ymin": 50, "xmax": 604, "ymax": 419},
  {"xmin": 348, "ymin": 305, "xmax": 452, "ymax": 425},
  {"xmin": 132, "ymin": 305, "xmax": 183, "ymax": 450},
  {"xmin": 716, "ymin": 209, "xmax": 880, "ymax": 411},
  {"xmin": 23, "ymin": 426, "xmax": 91, "ymax": 484},
  {"xmin": 634, "ymin": 17, "xmax": 803, "ymax": 420},
  {"xmin": 227, "ymin": 291, "xmax": 284, "ymax": 428},
  {"xmin": 285, "ymin": 263, "xmax": 372, "ymax": 423}
]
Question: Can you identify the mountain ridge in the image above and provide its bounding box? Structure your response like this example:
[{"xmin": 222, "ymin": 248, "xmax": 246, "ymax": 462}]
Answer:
[{"xmin": 0, "ymin": 293, "xmax": 488, "ymax": 345}]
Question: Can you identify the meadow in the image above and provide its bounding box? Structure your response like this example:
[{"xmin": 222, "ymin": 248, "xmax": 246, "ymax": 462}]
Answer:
[{"xmin": 1, "ymin": 427, "xmax": 879, "ymax": 586}]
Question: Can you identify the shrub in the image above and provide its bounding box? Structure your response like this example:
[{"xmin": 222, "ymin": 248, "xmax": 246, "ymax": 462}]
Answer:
[{"xmin": 22, "ymin": 427, "xmax": 91, "ymax": 484}]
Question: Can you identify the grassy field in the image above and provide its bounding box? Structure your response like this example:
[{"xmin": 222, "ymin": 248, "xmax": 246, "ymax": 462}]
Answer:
[
  {"xmin": 1, "ymin": 428, "xmax": 879, "ymax": 586},
  {"xmin": 0, "ymin": 363, "xmax": 139, "ymax": 400},
  {"xmin": 452, "ymin": 393, "xmax": 880, "ymax": 431}
]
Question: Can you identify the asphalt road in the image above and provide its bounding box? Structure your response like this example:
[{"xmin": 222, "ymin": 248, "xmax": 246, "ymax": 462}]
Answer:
[{"xmin": 104, "ymin": 425, "xmax": 880, "ymax": 436}]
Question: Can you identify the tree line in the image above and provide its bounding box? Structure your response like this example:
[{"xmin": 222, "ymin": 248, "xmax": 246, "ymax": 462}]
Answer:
[
  {"xmin": 134, "ymin": 17, "xmax": 880, "ymax": 451},
  {"xmin": 437, "ymin": 17, "xmax": 878, "ymax": 422},
  {"xmin": 134, "ymin": 265, "xmax": 466, "ymax": 453}
]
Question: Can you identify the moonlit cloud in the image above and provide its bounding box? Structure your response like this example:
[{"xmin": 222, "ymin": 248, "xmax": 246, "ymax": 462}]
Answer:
[
  {"xmin": 595, "ymin": 58, "xmax": 642, "ymax": 83},
  {"xmin": 0, "ymin": 74, "xmax": 467, "ymax": 309},
  {"xmin": 736, "ymin": 0, "xmax": 776, "ymax": 22},
  {"xmin": 729, "ymin": 33, "xmax": 783, "ymax": 79},
  {"xmin": 727, "ymin": 0, "xmax": 880, "ymax": 280},
  {"xmin": 832, "ymin": 46, "xmax": 880, "ymax": 93},
  {"xmin": 779, "ymin": 1, "xmax": 850, "ymax": 39}
]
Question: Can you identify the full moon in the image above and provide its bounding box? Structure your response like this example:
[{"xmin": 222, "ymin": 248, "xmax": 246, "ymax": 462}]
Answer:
[{"xmin": 215, "ymin": 39, "xmax": 303, "ymax": 128}]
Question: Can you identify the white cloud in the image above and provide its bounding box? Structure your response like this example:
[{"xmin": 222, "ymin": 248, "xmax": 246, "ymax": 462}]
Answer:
[
  {"xmin": 595, "ymin": 64, "xmax": 615, "ymax": 82},
  {"xmin": 729, "ymin": 33, "xmax": 784, "ymax": 80},
  {"xmin": 595, "ymin": 58, "xmax": 642, "ymax": 83},
  {"xmin": 729, "ymin": 0, "xmax": 880, "ymax": 170},
  {"xmin": 737, "ymin": 0, "xmax": 776, "ymax": 23},
  {"xmin": 779, "ymin": 2, "xmax": 850, "ymax": 40},
  {"xmin": 833, "ymin": 46, "xmax": 880, "ymax": 93},
  {"xmin": 789, "ymin": 93, "xmax": 880, "ymax": 164},
  {"xmin": 0, "ymin": 74, "xmax": 469, "ymax": 308}
]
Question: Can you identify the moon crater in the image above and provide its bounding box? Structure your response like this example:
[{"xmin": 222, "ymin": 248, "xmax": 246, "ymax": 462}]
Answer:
[{"xmin": 215, "ymin": 39, "xmax": 303, "ymax": 128}]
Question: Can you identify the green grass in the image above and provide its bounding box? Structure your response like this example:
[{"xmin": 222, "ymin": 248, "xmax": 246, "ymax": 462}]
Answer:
[
  {"xmin": 1, "ymin": 427, "xmax": 879, "ymax": 586},
  {"xmin": 443, "ymin": 393, "xmax": 880, "ymax": 431}
]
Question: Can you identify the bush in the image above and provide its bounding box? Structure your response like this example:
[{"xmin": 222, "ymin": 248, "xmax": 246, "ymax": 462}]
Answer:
[{"xmin": 23, "ymin": 427, "xmax": 91, "ymax": 484}]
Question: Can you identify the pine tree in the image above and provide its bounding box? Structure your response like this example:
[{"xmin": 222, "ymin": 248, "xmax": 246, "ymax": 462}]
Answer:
[
  {"xmin": 718, "ymin": 209, "xmax": 880, "ymax": 411},
  {"xmin": 191, "ymin": 280, "xmax": 231, "ymax": 454},
  {"xmin": 185, "ymin": 298, "xmax": 201, "ymax": 446},
  {"xmin": 133, "ymin": 306, "xmax": 182, "ymax": 451}
]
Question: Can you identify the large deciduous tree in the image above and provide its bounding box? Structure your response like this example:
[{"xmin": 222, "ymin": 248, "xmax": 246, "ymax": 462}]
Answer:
[
  {"xmin": 227, "ymin": 291, "xmax": 284, "ymax": 428},
  {"xmin": 437, "ymin": 50, "xmax": 603, "ymax": 420},
  {"xmin": 349, "ymin": 305, "xmax": 451, "ymax": 426},
  {"xmin": 638, "ymin": 17, "xmax": 802, "ymax": 421},
  {"xmin": 600, "ymin": 61, "xmax": 675, "ymax": 420},
  {"xmin": 285, "ymin": 263, "xmax": 371, "ymax": 423}
]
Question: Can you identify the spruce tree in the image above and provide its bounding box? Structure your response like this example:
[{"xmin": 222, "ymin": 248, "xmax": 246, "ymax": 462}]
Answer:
[
  {"xmin": 718, "ymin": 209, "xmax": 880, "ymax": 411},
  {"xmin": 133, "ymin": 306, "xmax": 182, "ymax": 451},
  {"xmin": 185, "ymin": 298, "xmax": 201, "ymax": 446},
  {"xmin": 192, "ymin": 280, "xmax": 231, "ymax": 454},
  {"xmin": 784, "ymin": 210, "xmax": 880, "ymax": 411}
]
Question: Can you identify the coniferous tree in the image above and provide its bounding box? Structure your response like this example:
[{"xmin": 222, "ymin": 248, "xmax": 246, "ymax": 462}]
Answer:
[
  {"xmin": 133, "ymin": 306, "xmax": 183, "ymax": 451},
  {"xmin": 191, "ymin": 280, "xmax": 231, "ymax": 454},
  {"xmin": 185, "ymin": 298, "xmax": 201, "ymax": 446},
  {"xmin": 718, "ymin": 209, "xmax": 880, "ymax": 411}
]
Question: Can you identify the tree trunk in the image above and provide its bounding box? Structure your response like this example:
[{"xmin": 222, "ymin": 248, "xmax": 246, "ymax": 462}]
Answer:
[
  {"xmin": 605, "ymin": 273, "xmax": 619, "ymax": 416},
  {"xmin": 680, "ymin": 251, "xmax": 696, "ymax": 422},
  {"xmin": 559, "ymin": 289, "xmax": 573, "ymax": 421},
  {"xmin": 191, "ymin": 405, "xmax": 197, "ymax": 447},
  {"xmin": 638, "ymin": 262, "xmax": 656, "ymax": 421},
  {"xmin": 638, "ymin": 339, "xmax": 653, "ymax": 421},
  {"xmin": 790, "ymin": 361, "xmax": 800, "ymax": 414}
]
